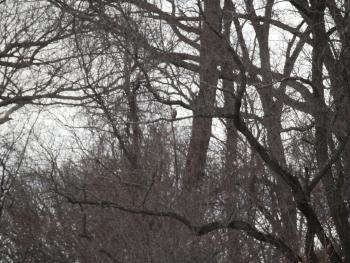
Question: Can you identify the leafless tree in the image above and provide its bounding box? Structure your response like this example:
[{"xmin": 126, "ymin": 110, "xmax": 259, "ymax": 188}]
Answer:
[{"xmin": 2, "ymin": 0, "xmax": 350, "ymax": 262}]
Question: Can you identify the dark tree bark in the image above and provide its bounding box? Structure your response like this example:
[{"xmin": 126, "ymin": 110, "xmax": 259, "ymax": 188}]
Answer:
[{"xmin": 184, "ymin": 0, "xmax": 221, "ymax": 189}]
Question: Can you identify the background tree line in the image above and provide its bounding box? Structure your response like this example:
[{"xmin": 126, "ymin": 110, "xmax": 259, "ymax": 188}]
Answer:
[{"xmin": 0, "ymin": 0, "xmax": 350, "ymax": 262}]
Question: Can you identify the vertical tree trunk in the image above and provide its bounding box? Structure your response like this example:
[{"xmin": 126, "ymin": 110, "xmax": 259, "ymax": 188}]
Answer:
[
  {"xmin": 123, "ymin": 46, "xmax": 143, "ymax": 205},
  {"xmin": 222, "ymin": 0, "xmax": 238, "ymax": 202},
  {"xmin": 310, "ymin": 1, "xmax": 350, "ymax": 260},
  {"xmin": 184, "ymin": 0, "xmax": 221, "ymax": 189},
  {"xmin": 245, "ymin": 0, "xmax": 298, "ymax": 252}
]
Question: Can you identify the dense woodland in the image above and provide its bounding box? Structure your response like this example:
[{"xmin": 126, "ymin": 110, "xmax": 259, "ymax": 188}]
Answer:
[{"xmin": 1, "ymin": 0, "xmax": 350, "ymax": 262}]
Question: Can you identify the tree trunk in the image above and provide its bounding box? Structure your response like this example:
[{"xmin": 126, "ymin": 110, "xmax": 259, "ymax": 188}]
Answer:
[
  {"xmin": 184, "ymin": 0, "xmax": 221, "ymax": 189},
  {"xmin": 311, "ymin": 1, "xmax": 350, "ymax": 260}
]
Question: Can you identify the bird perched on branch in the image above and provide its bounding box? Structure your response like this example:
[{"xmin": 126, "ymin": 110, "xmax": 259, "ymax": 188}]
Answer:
[{"xmin": 171, "ymin": 109, "xmax": 177, "ymax": 120}]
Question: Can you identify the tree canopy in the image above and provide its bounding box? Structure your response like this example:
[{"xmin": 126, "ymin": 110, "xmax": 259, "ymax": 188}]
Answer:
[{"xmin": 1, "ymin": 0, "xmax": 350, "ymax": 262}]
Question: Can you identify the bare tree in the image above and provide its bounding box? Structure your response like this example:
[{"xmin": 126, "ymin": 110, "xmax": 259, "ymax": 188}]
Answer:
[{"xmin": 3, "ymin": 0, "xmax": 350, "ymax": 262}]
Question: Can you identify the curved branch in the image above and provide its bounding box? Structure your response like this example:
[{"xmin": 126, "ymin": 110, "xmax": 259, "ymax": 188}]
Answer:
[
  {"xmin": 198, "ymin": 220, "xmax": 302, "ymax": 263},
  {"xmin": 59, "ymin": 190, "xmax": 301, "ymax": 263}
]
